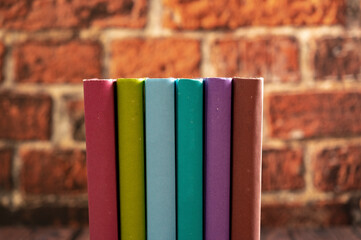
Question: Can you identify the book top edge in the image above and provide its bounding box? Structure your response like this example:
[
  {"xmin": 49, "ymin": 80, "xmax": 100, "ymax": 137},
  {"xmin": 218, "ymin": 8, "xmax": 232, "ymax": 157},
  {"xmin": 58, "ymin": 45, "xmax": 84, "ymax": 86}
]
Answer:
[
  {"xmin": 83, "ymin": 77, "xmax": 263, "ymax": 81},
  {"xmin": 147, "ymin": 78, "xmax": 176, "ymax": 80},
  {"xmin": 232, "ymin": 77, "xmax": 264, "ymax": 82},
  {"xmin": 204, "ymin": 77, "xmax": 231, "ymax": 79},
  {"xmin": 117, "ymin": 78, "xmax": 146, "ymax": 82},
  {"xmin": 204, "ymin": 77, "xmax": 232, "ymax": 82},
  {"xmin": 83, "ymin": 79, "xmax": 115, "ymax": 82},
  {"xmin": 177, "ymin": 78, "xmax": 203, "ymax": 82},
  {"xmin": 146, "ymin": 78, "xmax": 176, "ymax": 83}
]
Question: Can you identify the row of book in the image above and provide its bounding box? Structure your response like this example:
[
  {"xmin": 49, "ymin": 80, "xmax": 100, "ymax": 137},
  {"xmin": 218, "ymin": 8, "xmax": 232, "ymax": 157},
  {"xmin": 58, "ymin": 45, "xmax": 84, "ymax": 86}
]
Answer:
[{"xmin": 83, "ymin": 77, "xmax": 263, "ymax": 240}]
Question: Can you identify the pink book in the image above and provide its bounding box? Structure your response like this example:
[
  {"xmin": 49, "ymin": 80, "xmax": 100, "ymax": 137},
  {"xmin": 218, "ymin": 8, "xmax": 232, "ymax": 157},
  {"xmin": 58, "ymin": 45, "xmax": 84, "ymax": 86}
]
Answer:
[{"xmin": 83, "ymin": 79, "xmax": 119, "ymax": 240}]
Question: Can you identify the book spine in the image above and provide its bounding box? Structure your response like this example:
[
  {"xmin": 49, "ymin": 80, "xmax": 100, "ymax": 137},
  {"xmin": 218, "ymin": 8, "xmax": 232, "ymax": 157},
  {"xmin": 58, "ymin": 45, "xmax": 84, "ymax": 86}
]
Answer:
[
  {"xmin": 231, "ymin": 78, "xmax": 263, "ymax": 240},
  {"xmin": 204, "ymin": 78, "xmax": 232, "ymax": 240},
  {"xmin": 145, "ymin": 78, "xmax": 176, "ymax": 240},
  {"xmin": 176, "ymin": 78, "xmax": 203, "ymax": 240},
  {"xmin": 83, "ymin": 79, "xmax": 119, "ymax": 240},
  {"xmin": 117, "ymin": 78, "xmax": 146, "ymax": 240}
]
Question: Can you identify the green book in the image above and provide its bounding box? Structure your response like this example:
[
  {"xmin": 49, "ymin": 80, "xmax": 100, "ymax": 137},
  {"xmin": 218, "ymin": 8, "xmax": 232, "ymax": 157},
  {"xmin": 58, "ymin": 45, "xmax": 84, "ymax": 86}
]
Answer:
[
  {"xmin": 176, "ymin": 78, "xmax": 203, "ymax": 240},
  {"xmin": 117, "ymin": 78, "xmax": 145, "ymax": 240}
]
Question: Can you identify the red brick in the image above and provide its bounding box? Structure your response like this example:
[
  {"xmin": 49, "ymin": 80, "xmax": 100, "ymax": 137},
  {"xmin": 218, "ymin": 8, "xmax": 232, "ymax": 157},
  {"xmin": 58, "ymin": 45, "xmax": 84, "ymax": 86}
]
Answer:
[
  {"xmin": 0, "ymin": 0, "xmax": 147, "ymax": 31},
  {"xmin": 267, "ymin": 91, "xmax": 361, "ymax": 139},
  {"xmin": 77, "ymin": 229, "xmax": 90, "ymax": 240},
  {"xmin": 0, "ymin": 204, "xmax": 89, "ymax": 226},
  {"xmin": 20, "ymin": 149, "xmax": 87, "ymax": 194},
  {"xmin": 17, "ymin": 205, "xmax": 88, "ymax": 227},
  {"xmin": 0, "ymin": 148, "xmax": 13, "ymax": 191},
  {"xmin": 346, "ymin": 0, "xmax": 361, "ymax": 26},
  {"xmin": 211, "ymin": 37, "xmax": 300, "ymax": 83},
  {"xmin": 261, "ymin": 201, "xmax": 351, "ymax": 228},
  {"xmin": 14, "ymin": 41, "xmax": 102, "ymax": 84},
  {"xmin": 66, "ymin": 99, "xmax": 85, "ymax": 141},
  {"xmin": 314, "ymin": 37, "xmax": 361, "ymax": 81},
  {"xmin": 0, "ymin": 205, "xmax": 15, "ymax": 225},
  {"xmin": 110, "ymin": 38, "xmax": 201, "ymax": 78},
  {"xmin": 313, "ymin": 144, "xmax": 361, "ymax": 192},
  {"xmin": 163, "ymin": 0, "xmax": 345, "ymax": 29},
  {"xmin": 0, "ymin": 43, "xmax": 4, "ymax": 83},
  {"xmin": 349, "ymin": 196, "xmax": 361, "ymax": 224},
  {"xmin": 0, "ymin": 92, "xmax": 52, "ymax": 140},
  {"xmin": 262, "ymin": 147, "xmax": 304, "ymax": 191},
  {"xmin": 0, "ymin": 227, "xmax": 32, "ymax": 238}
]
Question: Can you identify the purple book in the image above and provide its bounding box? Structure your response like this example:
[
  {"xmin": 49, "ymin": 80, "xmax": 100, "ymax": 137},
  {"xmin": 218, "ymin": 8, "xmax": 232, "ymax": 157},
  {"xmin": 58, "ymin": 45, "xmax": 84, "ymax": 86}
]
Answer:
[{"xmin": 204, "ymin": 78, "xmax": 232, "ymax": 240}]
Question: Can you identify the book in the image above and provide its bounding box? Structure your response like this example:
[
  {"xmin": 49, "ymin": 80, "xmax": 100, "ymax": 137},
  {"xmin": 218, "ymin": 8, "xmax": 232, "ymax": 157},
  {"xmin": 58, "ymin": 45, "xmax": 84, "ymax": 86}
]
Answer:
[
  {"xmin": 204, "ymin": 78, "xmax": 232, "ymax": 240},
  {"xmin": 117, "ymin": 78, "xmax": 146, "ymax": 240},
  {"xmin": 145, "ymin": 78, "xmax": 176, "ymax": 240},
  {"xmin": 231, "ymin": 77, "xmax": 263, "ymax": 240},
  {"xmin": 176, "ymin": 78, "xmax": 203, "ymax": 240},
  {"xmin": 83, "ymin": 79, "xmax": 119, "ymax": 240}
]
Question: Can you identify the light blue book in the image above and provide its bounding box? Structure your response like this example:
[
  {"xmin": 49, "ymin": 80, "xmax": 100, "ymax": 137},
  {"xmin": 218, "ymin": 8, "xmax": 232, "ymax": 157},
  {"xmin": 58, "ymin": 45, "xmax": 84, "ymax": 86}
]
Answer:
[{"xmin": 145, "ymin": 78, "xmax": 176, "ymax": 240}]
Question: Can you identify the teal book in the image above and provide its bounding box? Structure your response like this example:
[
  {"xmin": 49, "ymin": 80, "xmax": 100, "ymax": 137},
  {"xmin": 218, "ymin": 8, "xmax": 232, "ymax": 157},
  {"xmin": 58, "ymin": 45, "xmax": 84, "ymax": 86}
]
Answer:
[
  {"xmin": 145, "ymin": 78, "xmax": 176, "ymax": 240},
  {"xmin": 176, "ymin": 78, "xmax": 203, "ymax": 240}
]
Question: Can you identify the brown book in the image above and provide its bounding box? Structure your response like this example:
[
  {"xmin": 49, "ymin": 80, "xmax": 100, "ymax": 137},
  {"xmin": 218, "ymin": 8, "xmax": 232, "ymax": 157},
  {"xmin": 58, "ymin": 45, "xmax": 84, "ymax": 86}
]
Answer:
[{"xmin": 231, "ymin": 77, "xmax": 263, "ymax": 240}]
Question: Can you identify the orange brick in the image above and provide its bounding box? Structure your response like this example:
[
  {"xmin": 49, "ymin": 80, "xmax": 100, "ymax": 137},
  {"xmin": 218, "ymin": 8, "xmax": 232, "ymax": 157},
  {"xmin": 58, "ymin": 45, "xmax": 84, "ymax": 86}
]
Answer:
[
  {"xmin": 14, "ymin": 41, "xmax": 102, "ymax": 84},
  {"xmin": 0, "ymin": 43, "xmax": 4, "ymax": 83},
  {"xmin": 20, "ymin": 149, "xmax": 87, "ymax": 194},
  {"xmin": 313, "ymin": 144, "xmax": 361, "ymax": 192},
  {"xmin": 262, "ymin": 201, "xmax": 351, "ymax": 228},
  {"xmin": 0, "ymin": 0, "xmax": 147, "ymax": 30},
  {"xmin": 66, "ymin": 99, "xmax": 85, "ymax": 141},
  {"xmin": 267, "ymin": 91, "xmax": 361, "ymax": 139},
  {"xmin": 211, "ymin": 37, "xmax": 300, "ymax": 83},
  {"xmin": 314, "ymin": 37, "xmax": 361, "ymax": 81},
  {"xmin": 17, "ymin": 205, "xmax": 89, "ymax": 226},
  {"xmin": 262, "ymin": 147, "xmax": 304, "ymax": 191},
  {"xmin": 110, "ymin": 38, "xmax": 201, "ymax": 78},
  {"xmin": 0, "ymin": 92, "xmax": 52, "ymax": 140},
  {"xmin": 0, "ymin": 148, "xmax": 13, "ymax": 191},
  {"xmin": 163, "ymin": 0, "xmax": 345, "ymax": 29}
]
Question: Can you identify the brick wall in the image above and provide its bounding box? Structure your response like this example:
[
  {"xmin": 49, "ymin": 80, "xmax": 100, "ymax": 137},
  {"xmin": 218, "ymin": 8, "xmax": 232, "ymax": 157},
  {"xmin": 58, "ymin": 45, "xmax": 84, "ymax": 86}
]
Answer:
[{"xmin": 0, "ymin": 0, "xmax": 361, "ymax": 228}]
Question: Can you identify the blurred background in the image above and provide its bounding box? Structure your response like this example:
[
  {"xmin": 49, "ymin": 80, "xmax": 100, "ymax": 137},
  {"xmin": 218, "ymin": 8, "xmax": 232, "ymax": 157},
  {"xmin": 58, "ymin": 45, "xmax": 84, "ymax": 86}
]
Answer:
[{"xmin": 0, "ymin": 0, "xmax": 360, "ymax": 230}]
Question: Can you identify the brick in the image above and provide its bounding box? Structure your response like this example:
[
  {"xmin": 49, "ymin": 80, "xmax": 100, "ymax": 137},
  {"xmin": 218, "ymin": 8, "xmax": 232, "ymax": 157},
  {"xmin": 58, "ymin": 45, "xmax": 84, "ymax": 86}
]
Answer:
[
  {"xmin": 0, "ymin": 205, "xmax": 15, "ymax": 225},
  {"xmin": 66, "ymin": 99, "xmax": 85, "ymax": 141},
  {"xmin": 262, "ymin": 147, "xmax": 304, "ymax": 191},
  {"xmin": 346, "ymin": 0, "xmax": 361, "ymax": 26},
  {"xmin": 0, "ymin": 227, "xmax": 32, "ymax": 238},
  {"xmin": 0, "ymin": 0, "xmax": 147, "ymax": 31},
  {"xmin": 0, "ymin": 204, "xmax": 89, "ymax": 227},
  {"xmin": 17, "ymin": 205, "xmax": 88, "ymax": 227},
  {"xmin": 267, "ymin": 91, "xmax": 361, "ymax": 139},
  {"xmin": 211, "ymin": 37, "xmax": 300, "ymax": 83},
  {"xmin": 14, "ymin": 41, "xmax": 102, "ymax": 84},
  {"xmin": 0, "ymin": 92, "xmax": 52, "ymax": 140},
  {"xmin": 261, "ymin": 201, "xmax": 351, "ymax": 228},
  {"xmin": 20, "ymin": 149, "xmax": 87, "ymax": 194},
  {"xmin": 349, "ymin": 196, "xmax": 361, "ymax": 225},
  {"xmin": 0, "ymin": 148, "xmax": 13, "ymax": 191},
  {"xmin": 313, "ymin": 144, "xmax": 361, "ymax": 192},
  {"xmin": 28, "ymin": 228, "xmax": 75, "ymax": 239},
  {"xmin": 110, "ymin": 38, "xmax": 201, "ymax": 78},
  {"xmin": 0, "ymin": 43, "xmax": 4, "ymax": 83},
  {"xmin": 77, "ymin": 229, "xmax": 90, "ymax": 240},
  {"xmin": 163, "ymin": 0, "xmax": 345, "ymax": 29},
  {"xmin": 314, "ymin": 37, "xmax": 361, "ymax": 81}
]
